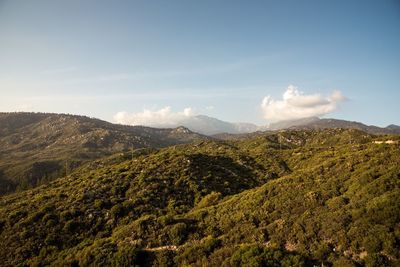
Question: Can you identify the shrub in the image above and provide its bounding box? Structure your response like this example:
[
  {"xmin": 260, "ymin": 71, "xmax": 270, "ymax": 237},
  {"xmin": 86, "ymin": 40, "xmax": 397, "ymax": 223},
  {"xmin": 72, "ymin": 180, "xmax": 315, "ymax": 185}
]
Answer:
[
  {"xmin": 112, "ymin": 245, "xmax": 140, "ymax": 267},
  {"xmin": 110, "ymin": 204, "xmax": 124, "ymax": 219},
  {"xmin": 168, "ymin": 223, "xmax": 187, "ymax": 245},
  {"xmin": 228, "ymin": 245, "xmax": 308, "ymax": 267},
  {"xmin": 196, "ymin": 192, "xmax": 222, "ymax": 209},
  {"xmin": 152, "ymin": 250, "xmax": 175, "ymax": 267},
  {"xmin": 63, "ymin": 220, "xmax": 80, "ymax": 232}
]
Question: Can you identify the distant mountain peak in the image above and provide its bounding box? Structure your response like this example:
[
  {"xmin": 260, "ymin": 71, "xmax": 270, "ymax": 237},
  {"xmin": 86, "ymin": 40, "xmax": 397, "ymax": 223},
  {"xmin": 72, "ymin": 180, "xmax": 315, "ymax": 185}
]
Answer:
[
  {"xmin": 156, "ymin": 114, "xmax": 260, "ymax": 135},
  {"xmin": 172, "ymin": 126, "xmax": 192, "ymax": 134},
  {"xmin": 386, "ymin": 124, "xmax": 400, "ymax": 130},
  {"xmin": 267, "ymin": 117, "xmax": 320, "ymax": 130}
]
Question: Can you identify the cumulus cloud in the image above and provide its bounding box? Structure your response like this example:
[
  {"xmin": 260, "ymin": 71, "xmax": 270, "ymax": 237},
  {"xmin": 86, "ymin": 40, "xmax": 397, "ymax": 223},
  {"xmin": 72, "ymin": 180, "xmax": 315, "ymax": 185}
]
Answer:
[
  {"xmin": 113, "ymin": 107, "xmax": 196, "ymax": 127},
  {"xmin": 261, "ymin": 85, "xmax": 346, "ymax": 122}
]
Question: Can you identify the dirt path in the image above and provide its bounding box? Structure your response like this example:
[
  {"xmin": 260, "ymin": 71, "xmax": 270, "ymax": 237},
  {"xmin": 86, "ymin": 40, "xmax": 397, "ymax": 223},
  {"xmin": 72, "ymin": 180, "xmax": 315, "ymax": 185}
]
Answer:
[{"xmin": 143, "ymin": 245, "xmax": 179, "ymax": 251}]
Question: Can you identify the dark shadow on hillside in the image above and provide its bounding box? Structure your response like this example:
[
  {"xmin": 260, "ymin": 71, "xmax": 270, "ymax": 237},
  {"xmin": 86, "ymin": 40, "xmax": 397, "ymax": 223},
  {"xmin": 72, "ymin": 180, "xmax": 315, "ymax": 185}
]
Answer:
[
  {"xmin": 187, "ymin": 153, "xmax": 260, "ymax": 196},
  {"xmin": 0, "ymin": 170, "xmax": 16, "ymax": 195}
]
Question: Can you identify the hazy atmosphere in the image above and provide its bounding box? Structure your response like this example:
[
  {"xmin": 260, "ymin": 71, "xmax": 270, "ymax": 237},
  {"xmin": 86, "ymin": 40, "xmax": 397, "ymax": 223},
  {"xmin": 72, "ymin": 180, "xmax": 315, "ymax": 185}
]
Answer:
[{"xmin": 1, "ymin": 0, "xmax": 399, "ymax": 126}]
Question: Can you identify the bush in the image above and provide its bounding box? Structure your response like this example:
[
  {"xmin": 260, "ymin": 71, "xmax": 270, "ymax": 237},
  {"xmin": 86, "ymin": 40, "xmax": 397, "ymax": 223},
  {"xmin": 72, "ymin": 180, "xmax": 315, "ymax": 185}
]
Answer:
[
  {"xmin": 196, "ymin": 192, "xmax": 222, "ymax": 209},
  {"xmin": 112, "ymin": 245, "xmax": 140, "ymax": 267},
  {"xmin": 228, "ymin": 245, "xmax": 308, "ymax": 267},
  {"xmin": 168, "ymin": 223, "xmax": 187, "ymax": 245},
  {"xmin": 362, "ymin": 235, "xmax": 382, "ymax": 254},
  {"xmin": 110, "ymin": 204, "xmax": 124, "ymax": 219},
  {"xmin": 333, "ymin": 256, "xmax": 356, "ymax": 267},
  {"xmin": 364, "ymin": 253, "xmax": 390, "ymax": 267},
  {"xmin": 63, "ymin": 220, "xmax": 80, "ymax": 232},
  {"xmin": 203, "ymin": 236, "xmax": 221, "ymax": 254},
  {"xmin": 157, "ymin": 215, "xmax": 174, "ymax": 226},
  {"xmin": 152, "ymin": 250, "xmax": 175, "ymax": 267},
  {"xmin": 77, "ymin": 239, "xmax": 117, "ymax": 267}
]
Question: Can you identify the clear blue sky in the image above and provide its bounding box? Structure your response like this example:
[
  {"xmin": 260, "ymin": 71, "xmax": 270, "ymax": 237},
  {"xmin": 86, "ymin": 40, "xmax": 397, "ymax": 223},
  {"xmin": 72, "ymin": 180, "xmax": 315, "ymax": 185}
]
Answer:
[{"xmin": 0, "ymin": 0, "xmax": 399, "ymax": 126}]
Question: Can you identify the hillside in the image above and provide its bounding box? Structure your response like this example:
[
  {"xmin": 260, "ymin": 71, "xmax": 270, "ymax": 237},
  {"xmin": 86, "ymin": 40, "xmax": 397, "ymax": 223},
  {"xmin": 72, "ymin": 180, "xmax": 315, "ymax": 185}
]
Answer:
[
  {"xmin": 0, "ymin": 112, "xmax": 207, "ymax": 194},
  {"xmin": 284, "ymin": 118, "xmax": 400, "ymax": 135},
  {"xmin": 213, "ymin": 118, "xmax": 400, "ymax": 141},
  {"xmin": 0, "ymin": 129, "xmax": 399, "ymax": 266}
]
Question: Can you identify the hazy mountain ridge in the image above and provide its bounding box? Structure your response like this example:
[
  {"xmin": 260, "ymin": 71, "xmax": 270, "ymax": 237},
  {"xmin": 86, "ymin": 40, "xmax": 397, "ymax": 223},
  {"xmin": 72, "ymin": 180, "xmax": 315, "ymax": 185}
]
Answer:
[
  {"xmin": 116, "ymin": 113, "xmax": 400, "ymax": 136},
  {"xmin": 289, "ymin": 118, "xmax": 400, "ymax": 135},
  {"xmin": 0, "ymin": 128, "xmax": 398, "ymax": 266},
  {"xmin": 128, "ymin": 114, "xmax": 260, "ymax": 135},
  {"xmin": 219, "ymin": 118, "xmax": 400, "ymax": 140},
  {"xmin": 267, "ymin": 117, "xmax": 321, "ymax": 130}
]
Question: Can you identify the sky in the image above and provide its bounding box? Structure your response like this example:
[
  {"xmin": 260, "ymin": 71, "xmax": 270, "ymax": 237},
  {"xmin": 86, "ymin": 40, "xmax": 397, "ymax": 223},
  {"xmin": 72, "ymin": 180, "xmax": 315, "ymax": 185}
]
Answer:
[{"xmin": 0, "ymin": 0, "xmax": 399, "ymax": 127}]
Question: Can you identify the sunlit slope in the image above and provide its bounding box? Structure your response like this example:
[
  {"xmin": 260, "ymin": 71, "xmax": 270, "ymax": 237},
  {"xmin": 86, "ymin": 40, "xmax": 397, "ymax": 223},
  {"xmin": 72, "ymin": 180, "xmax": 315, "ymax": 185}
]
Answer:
[{"xmin": 0, "ymin": 129, "xmax": 398, "ymax": 266}]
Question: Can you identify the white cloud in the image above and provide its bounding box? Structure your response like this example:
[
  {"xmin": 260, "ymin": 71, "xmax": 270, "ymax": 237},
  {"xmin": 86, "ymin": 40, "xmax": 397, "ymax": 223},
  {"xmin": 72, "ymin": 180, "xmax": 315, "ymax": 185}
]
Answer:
[
  {"xmin": 261, "ymin": 85, "xmax": 346, "ymax": 122},
  {"xmin": 113, "ymin": 107, "xmax": 196, "ymax": 127},
  {"xmin": 15, "ymin": 103, "xmax": 34, "ymax": 111}
]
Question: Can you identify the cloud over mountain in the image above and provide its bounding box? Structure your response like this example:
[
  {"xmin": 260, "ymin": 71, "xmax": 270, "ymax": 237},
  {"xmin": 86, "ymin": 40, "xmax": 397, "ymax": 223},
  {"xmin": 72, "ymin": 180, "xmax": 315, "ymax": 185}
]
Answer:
[
  {"xmin": 261, "ymin": 85, "xmax": 346, "ymax": 122},
  {"xmin": 113, "ymin": 108, "xmax": 259, "ymax": 135},
  {"xmin": 114, "ymin": 107, "xmax": 195, "ymax": 127},
  {"xmin": 114, "ymin": 86, "xmax": 347, "ymax": 134}
]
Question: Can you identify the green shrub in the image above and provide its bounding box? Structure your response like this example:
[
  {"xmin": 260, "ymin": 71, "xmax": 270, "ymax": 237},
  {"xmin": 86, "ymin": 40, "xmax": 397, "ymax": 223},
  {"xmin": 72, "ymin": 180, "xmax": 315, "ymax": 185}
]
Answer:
[
  {"xmin": 63, "ymin": 220, "xmax": 80, "ymax": 232},
  {"xmin": 110, "ymin": 204, "xmax": 124, "ymax": 219},
  {"xmin": 228, "ymin": 245, "xmax": 307, "ymax": 267},
  {"xmin": 196, "ymin": 192, "xmax": 222, "ymax": 209},
  {"xmin": 152, "ymin": 250, "xmax": 175, "ymax": 267},
  {"xmin": 168, "ymin": 223, "xmax": 187, "ymax": 245},
  {"xmin": 112, "ymin": 245, "xmax": 141, "ymax": 267}
]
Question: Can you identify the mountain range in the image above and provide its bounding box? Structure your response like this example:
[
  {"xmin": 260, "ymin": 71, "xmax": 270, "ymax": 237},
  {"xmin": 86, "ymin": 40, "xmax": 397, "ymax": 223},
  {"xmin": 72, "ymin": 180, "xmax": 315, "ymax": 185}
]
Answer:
[
  {"xmin": 1, "ymin": 112, "xmax": 399, "ymax": 196},
  {"xmin": 120, "ymin": 114, "xmax": 400, "ymax": 136}
]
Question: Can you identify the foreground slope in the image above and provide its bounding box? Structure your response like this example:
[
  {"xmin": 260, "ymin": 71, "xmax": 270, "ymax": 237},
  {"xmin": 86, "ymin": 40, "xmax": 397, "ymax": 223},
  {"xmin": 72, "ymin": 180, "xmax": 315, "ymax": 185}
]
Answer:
[
  {"xmin": 0, "ymin": 129, "xmax": 399, "ymax": 266},
  {"xmin": 0, "ymin": 112, "xmax": 206, "ymax": 194},
  {"xmin": 187, "ymin": 136, "xmax": 400, "ymax": 266}
]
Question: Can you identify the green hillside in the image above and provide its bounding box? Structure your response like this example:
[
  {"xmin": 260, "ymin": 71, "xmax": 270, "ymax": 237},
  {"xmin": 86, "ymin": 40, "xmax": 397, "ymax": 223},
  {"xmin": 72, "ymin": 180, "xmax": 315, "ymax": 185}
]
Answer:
[
  {"xmin": 0, "ymin": 129, "xmax": 399, "ymax": 266},
  {"xmin": 0, "ymin": 112, "xmax": 206, "ymax": 195}
]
